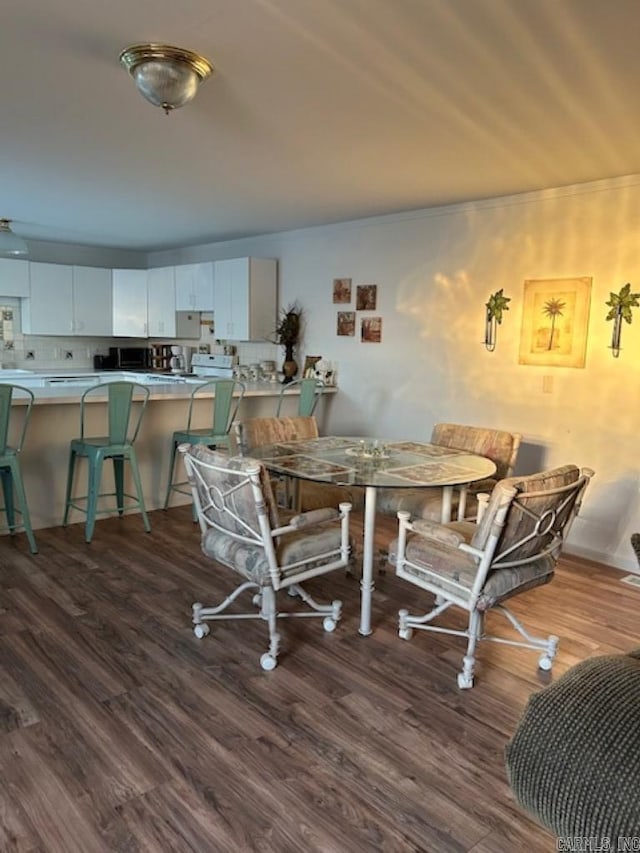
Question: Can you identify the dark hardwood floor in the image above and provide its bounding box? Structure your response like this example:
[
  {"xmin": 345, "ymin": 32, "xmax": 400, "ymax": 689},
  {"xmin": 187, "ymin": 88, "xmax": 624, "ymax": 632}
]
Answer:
[{"xmin": 0, "ymin": 508, "xmax": 637, "ymax": 852}]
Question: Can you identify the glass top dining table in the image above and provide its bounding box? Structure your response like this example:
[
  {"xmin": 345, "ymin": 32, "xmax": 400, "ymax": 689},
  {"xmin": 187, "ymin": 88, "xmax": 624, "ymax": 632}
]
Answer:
[{"xmin": 250, "ymin": 436, "xmax": 496, "ymax": 636}]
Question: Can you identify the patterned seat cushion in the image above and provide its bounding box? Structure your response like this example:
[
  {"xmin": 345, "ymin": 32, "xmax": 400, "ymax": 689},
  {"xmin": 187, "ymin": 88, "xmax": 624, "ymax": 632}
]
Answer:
[
  {"xmin": 376, "ymin": 488, "xmax": 492, "ymax": 522},
  {"xmin": 187, "ymin": 444, "xmax": 280, "ymax": 531},
  {"xmin": 188, "ymin": 444, "xmax": 348, "ymax": 586},
  {"xmin": 389, "ymin": 534, "xmax": 554, "ymax": 610},
  {"xmin": 202, "ymin": 513, "xmax": 348, "ymax": 585},
  {"xmin": 235, "ymin": 415, "xmax": 318, "ymax": 454},
  {"xmin": 431, "ymin": 423, "xmax": 519, "ymax": 480},
  {"xmin": 390, "ymin": 468, "xmax": 576, "ymax": 610},
  {"xmin": 390, "ymin": 533, "xmax": 479, "ymax": 596},
  {"xmin": 377, "ymin": 422, "xmax": 519, "ymax": 521},
  {"xmin": 470, "ymin": 464, "xmax": 580, "ymax": 554},
  {"xmin": 478, "ymin": 557, "xmax": 554, "ymax": 610}
]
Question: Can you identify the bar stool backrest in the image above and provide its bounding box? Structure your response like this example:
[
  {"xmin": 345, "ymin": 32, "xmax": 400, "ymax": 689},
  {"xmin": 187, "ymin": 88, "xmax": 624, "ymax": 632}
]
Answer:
[
  {"xmin": 185, "ymin": 379, "xmax": 245, "ymax": 436},
  {"xmin": 0, "ymin": 384, "xmax": 34, "ymax": 454},
  {"xmin": 80, "ymin": 381, "xmax": 150, "ymax": 445},
  {"xmin": 276, "ymin": 378, "xmax": 324, "ymax": 417}
]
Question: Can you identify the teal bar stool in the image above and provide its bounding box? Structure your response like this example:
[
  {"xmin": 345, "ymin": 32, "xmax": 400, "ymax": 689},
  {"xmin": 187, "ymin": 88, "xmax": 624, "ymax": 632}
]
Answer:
[
  {"xmin": 275, "ymin": 377, "xmax": 323, "ymax": 417},
  {"xmin": 164, "ymin": 379, "xmax": 245, "ymax": 513},
  {"xmin": 63, "ymin": 381, "xmax": 151, "ymax": 543},
  {"xmin": 0, "ymin": 384, "xmax": 38, "ymax": 554}
]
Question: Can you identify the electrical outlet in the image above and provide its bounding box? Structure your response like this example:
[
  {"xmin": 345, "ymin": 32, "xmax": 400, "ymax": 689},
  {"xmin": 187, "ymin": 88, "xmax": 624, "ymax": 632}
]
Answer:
[
  {"xmin": 26, "ymin": 350, "xmax": 35, "ymax": 360},
  {"xmin": 542, "ymin": 375, "xmax": 553, "ymax": 394},
  {"xmin": 65, "ymin": 350, "xmax": 73, "ymax": 360}
]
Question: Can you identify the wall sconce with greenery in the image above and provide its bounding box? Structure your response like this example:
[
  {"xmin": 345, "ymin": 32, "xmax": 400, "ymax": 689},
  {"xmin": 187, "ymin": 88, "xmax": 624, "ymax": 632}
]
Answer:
[
  {"xmin": 484, "ymin": 288, "xmax": 511, "ymax": 351},
  {"xmin": 605, "ymin": 282, "xmax": 640, "ymax": 358}
]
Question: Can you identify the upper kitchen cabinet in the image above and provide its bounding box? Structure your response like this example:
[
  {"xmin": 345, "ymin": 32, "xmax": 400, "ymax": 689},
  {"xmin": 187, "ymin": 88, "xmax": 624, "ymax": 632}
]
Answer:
[
  {"xmin": 72, "ymin": 266, "xmax": 112, "ymax": 336},
  {"xmin": 147, "ymin": 266, "xmax": 176, "ymax": 337},
  {"xmin": 213, "ymin": 257, "xmax": 277, "ymax": 341},
  {"xmin": 23, "ymin": 263, "xmax": 113, "ymax": 336},
  {"xmin": 0, "ymin": 258, "xmax": 30, "ymax": 297},
  {"xmin": 23, "ymin": 262, "xmax": 73, "ymax": 334},
  {"xmin": 112, "ymin": 269, "xmax": 148, "ymax": 337},
  {"xmin": 113, "ymin": 267, "xmax": 177, "ymax": 338},
  {"xmin": 175, "ymin": 262, "xmax": 214, "ymax": 311}
]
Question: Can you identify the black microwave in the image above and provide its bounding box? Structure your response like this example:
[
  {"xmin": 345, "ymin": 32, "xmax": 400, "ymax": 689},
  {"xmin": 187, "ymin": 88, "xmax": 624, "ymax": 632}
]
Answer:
[{"xmin": 106, "ymin": 346, "xmax": 151, "ymax": 370}]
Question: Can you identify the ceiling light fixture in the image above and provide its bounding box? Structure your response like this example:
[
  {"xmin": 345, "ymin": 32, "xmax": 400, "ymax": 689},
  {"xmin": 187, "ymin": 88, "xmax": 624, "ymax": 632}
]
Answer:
[
  {"xmin": 119, "ymin": 43, "xmax": 214, "ymax": 115},
  {"xmin": 0, "ymin": 219, "xmax": 28, "ymax": 258}
]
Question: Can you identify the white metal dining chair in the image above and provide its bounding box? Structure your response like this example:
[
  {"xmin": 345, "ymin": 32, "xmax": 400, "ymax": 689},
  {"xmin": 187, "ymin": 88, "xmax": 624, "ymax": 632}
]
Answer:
[
  {"xmin": 180, "ymin": 443, "xmax": 352, "ymax": 670},
  {"xmin": 389, "ymin": 464, "xmax": 593, "ymax": 688}
]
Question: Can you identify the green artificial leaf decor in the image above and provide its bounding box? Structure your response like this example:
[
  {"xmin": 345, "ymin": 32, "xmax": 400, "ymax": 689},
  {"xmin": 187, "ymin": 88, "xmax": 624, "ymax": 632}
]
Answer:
[
  {"xmin": 485, "ymin": 289, "xmax": 511, "ymax": 324},
  {"xmin": 605, "ymin": 282, "xmax": 640, "ymax": 324}
]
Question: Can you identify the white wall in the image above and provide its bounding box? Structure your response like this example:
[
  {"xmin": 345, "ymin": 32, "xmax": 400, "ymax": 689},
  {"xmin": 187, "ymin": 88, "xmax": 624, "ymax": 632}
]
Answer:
[{"xmin": 149, "ymin": 174, "xmax": 640, "ymax": 574}]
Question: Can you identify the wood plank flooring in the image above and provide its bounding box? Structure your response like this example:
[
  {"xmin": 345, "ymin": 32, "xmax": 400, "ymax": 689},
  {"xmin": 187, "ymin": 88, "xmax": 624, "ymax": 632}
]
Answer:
[{"xmin": 0, "ymin": 508, "xmax": 638, "ymax": 852}]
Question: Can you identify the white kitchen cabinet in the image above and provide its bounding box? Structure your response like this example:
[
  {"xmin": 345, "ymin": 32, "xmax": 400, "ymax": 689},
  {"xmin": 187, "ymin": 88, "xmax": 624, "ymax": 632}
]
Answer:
[
  {"xmin": 175, "ymin": 262, "xmax": 214, "ymax": 311},
  {"xmin": 23, "ymin": 262, "xmax": 74, "ymax": 334},
  {"xmin": 23, "ymin": 263, "xmax": 112, "ymax": 336},
  {"xmin": 72, "ymin": 266, "xmax": 112, "ymax": 336},
  {"xmin": 0, "ymin": 258, "xmax": 30, "ymax": 297},
  {"xmin": 112, "ymin": 269, "xmax": 148, "ymax": 337},
  {"xmin": 213, "ymin": 257, "xmax": 277, "ymax": 341},
  {"xmin": 147, "ymin": 266, "xmax": 176, "ymax": 337}
]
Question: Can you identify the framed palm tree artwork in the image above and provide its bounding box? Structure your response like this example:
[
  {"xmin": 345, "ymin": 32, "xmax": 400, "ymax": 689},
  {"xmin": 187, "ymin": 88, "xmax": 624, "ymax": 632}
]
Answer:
[{"xmin": 518, "ymin": 277, "xmax": 592, "ymax": 368}]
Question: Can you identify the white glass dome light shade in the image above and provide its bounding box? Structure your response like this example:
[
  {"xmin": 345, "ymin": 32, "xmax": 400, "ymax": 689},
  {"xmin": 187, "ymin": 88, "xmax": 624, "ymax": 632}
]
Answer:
[
  {"xmin": 119, "ymin": 44, "xmax": 214, "ymax": 115},
  {"xmin": 0, "ymin": 219, "xmax": 28, "ymax": 257}
]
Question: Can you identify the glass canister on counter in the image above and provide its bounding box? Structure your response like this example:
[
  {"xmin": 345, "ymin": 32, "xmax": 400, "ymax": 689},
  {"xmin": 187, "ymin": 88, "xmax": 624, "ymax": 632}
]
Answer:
[{"xmin": 260, "ymin": 360, "xmax": 276, "ymax": 382}]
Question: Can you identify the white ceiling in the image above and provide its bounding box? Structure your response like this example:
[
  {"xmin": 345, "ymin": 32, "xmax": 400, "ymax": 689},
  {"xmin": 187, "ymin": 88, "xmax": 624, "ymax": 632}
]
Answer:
[{"xmin": 3, "ymin": 0, "xmax": 640, "ymax": 252}]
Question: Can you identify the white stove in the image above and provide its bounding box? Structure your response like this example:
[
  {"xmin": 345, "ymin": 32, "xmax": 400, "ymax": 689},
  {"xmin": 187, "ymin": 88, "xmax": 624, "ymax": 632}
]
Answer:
[{"xmin": 190, "ymin": 353, "xmax": 237, "ymax": 378}]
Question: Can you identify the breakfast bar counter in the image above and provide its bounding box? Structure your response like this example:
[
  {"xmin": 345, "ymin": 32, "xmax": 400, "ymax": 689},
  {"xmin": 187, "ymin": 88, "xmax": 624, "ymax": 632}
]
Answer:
[{"xmin": 4, "ymin": 372, "xmax": 336, "ymax": 532}]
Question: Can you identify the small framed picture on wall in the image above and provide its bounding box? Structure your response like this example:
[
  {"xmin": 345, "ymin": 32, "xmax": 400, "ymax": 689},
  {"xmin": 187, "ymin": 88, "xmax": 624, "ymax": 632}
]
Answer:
[
  {"xmin": 337, "ymin": 311, "xmax": 356, "ymax": 336},
  {"xmin": 356, "ymin": 284, "xmax": 377, "ymax": 311},
  {"xmin": 332, "ymin": 278, "xmax": 352, "ymax": 304},
  {"xmin": 361, "ymin": 316, "xmax": 382, "ymax": 343}
]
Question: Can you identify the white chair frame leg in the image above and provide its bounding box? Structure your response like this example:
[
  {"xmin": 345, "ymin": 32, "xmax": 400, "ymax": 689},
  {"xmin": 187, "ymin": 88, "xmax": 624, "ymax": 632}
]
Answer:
[
  {"xmin": 458, "ymin": 610, "xmax": 482, "ymax": 689},
  {"xmin": 192, "ymin": 580, "xmax": 342, "ymax": 671},
  {"xmin": 259, "ymin": 586, "xmax": 281, "ymax": 671},
  {"xmin": 487, "ymin": 605, "xmax": 559, "ymax": 672},
  {"xmin": 397, "ymin": 600, "xmax": 559, "ymax": 688}
]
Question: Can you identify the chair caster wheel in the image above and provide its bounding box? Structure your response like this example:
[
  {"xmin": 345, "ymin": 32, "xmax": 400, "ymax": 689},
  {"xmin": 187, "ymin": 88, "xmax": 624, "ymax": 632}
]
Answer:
[
  {"xmin": 323, "ymin": 616, "xmax": 337, "ymax": 632},
  {"xmin": 457, "ymin": 673, "xmax": 474, "ymax": 689},
  {"xmin": 260, "ymin": 653, "xmax": 277, "ymax": 671},
  {"xmin": 399, "ymin": 627, "xmax": 413, "ymax": 641},
  {"xmin": 193, "ymin": 623, "xmax": 210, "ymax": 639},
  {"xmin": 538, "ymin": 654, "xmax": 553, "ymax": 671}
]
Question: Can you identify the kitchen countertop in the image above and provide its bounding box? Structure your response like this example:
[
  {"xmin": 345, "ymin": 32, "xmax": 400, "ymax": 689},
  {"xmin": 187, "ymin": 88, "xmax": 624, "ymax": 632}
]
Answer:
[{"xmin": 0, "ymin": 369, "xmax": 337, "ymax": 405}]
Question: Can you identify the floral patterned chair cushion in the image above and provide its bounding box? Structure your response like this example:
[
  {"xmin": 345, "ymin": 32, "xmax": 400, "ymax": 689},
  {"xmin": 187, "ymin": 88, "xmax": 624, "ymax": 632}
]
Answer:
[{"xmin": 377, "ymin": 422, "xmax": 521, "ymax": 521}]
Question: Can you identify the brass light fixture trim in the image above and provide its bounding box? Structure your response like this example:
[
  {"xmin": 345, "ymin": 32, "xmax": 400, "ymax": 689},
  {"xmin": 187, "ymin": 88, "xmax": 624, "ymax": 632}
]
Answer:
[{"xmin": 119, "ymin": 43, "xmax": 214, "ymax": 114}]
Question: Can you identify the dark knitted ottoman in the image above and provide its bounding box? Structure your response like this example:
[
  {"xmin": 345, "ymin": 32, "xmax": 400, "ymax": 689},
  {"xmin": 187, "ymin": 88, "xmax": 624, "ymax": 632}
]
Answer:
[{"xmin": 505, "ymin": 649, "xmax": 640, "ymax": 838}]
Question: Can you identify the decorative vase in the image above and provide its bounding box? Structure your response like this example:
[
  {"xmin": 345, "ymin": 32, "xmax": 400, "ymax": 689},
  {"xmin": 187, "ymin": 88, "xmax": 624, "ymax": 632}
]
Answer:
[{"xmin": 281, "ymin": 344, "xmax": 298, "ymax": 384}]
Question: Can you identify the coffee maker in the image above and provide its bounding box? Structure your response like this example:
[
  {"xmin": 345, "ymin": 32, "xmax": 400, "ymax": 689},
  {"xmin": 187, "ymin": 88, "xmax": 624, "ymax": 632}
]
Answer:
[
  {"xmin": 169, "ymin": 345, "xmax": 189, "ymax": 374},
  {"xmin": 150, "ymin": 343, "xmax": 172, "ymax": 373}
]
